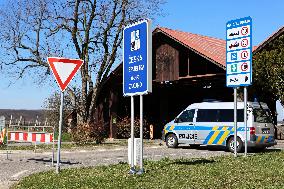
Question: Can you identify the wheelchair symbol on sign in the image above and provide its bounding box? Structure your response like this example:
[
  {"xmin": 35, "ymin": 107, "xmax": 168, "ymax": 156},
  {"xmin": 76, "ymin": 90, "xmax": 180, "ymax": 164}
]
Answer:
[{"xmin": 231, "ymin": 53, "xmax": 237, "ymax": 61}]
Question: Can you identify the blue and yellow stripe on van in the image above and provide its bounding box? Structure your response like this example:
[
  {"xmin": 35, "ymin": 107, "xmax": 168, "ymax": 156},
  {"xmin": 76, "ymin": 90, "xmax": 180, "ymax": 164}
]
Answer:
[
  {"xmin": 256, "ymin": 135, "xmax": 274, "ymax": 143},
  {"xmin": 164, "ymin": 125, "xmax": 275, "ymax": 145},
  {"xmin": 203, "ymin": 126, "xmax": 235, "ymax": 145},
  {"xmin": 164, "ymin": 125, "xmax": 175, "ymax": 135},
  {"xmin": 164, "ymin": 125, "xmax": 245, "ymax": 145}
]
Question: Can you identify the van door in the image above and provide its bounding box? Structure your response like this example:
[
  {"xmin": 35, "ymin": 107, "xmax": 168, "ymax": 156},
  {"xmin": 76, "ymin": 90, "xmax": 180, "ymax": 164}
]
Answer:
[
  {"xmin": 175, "ymin": 109, "xmax": 196, "ymax": 144},
  {"xmin": 194, "ymin": 109, "xmax": 220, "ymax": 145},
  {"xmin": 253, "ymin": 108, "xmax": 275, "ymax": 144}
]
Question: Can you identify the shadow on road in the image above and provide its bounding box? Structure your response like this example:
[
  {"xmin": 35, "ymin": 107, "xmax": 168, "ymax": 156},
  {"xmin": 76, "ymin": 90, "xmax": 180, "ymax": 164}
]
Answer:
[
  {"xmin": 180, "ymin": 145, "xmax": 227, "ymax": 152},
  {"xmin": 27, "ymin": 158, "xmax": 80, "ymax": 165}
]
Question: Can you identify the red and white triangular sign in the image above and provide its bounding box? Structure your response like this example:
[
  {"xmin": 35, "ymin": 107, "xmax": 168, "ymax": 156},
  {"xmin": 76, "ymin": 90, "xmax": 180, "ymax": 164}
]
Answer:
[{"xmin": 47, "ymin": 57, "xmax": 84, "ymax": 92}]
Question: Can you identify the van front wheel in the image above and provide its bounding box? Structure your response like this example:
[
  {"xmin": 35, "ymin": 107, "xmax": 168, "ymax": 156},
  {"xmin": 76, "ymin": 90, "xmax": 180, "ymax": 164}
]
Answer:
[
  {"xmin": 227, "ymin": 137, "xmax": 243, "ymax": 153},
  {"xmin": 166, "ymin": 134, "xmax": 178, "ymax": 148}
]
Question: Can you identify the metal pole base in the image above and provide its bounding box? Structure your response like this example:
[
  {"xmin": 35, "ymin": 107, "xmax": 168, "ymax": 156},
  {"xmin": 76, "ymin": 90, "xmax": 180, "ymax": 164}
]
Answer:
[
  {"xmin": 56, "ymin": 166, "xmax": 60, "ymax": 174},
  {"xmin": 136, "ymin": 168, "xmax": 145, "ymax": 175},
  {"xmin": 128, "ymin": 167, "xmax": 137, "ymax": 175}
]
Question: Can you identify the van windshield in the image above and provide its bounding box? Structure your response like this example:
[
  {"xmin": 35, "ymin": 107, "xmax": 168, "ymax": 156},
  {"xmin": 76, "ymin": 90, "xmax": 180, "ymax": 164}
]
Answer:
[
  {"xmin": 178, "ymin": 109, "xmax": 195, "ymax": 122},
  {"xmin": 253, "ymin": 108, "xmax": 272, "ymax": 123}
]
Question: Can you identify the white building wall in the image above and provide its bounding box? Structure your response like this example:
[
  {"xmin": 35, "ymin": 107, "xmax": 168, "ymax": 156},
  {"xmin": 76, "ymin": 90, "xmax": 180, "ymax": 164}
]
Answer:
[{"xmin": 276, "ymin": 100, "xmax": 284, "ymax": 122}]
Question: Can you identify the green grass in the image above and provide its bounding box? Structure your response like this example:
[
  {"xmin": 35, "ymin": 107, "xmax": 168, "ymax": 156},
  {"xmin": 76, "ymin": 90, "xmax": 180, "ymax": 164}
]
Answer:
[
  {"xmin": 0, "ymin": 139, "xmax": 159, "ymax": 151},
  {"xmin": 0, "ymin": 142, "xmax": 128, "ymax": 151},
  {"xmin": 13, "ymin": 150, "xmax": 284, "ymax": 189}
]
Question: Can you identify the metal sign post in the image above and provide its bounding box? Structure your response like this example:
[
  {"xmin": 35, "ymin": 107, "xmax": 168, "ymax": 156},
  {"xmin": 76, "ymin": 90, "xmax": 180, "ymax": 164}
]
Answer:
[
  {"xmin": 6, "ymin": 126, "xmax": 8, "ymax": 160},
  {"xmin": 123, "ymin": 19, "xmax": 152, "ymax": 174},
  {"xmin": 6, "ymin": 115, "xmax": 12, "ymax": 160},
  {"xmin": 56, "ymin": 91, "xmax": 64, "ymax": 174},
  {"xmin": 47, "ymin": 57, "xmax": 83, "ymax": 173},
  {"xmin": 244, "ymin": 87, "xmax": 248, "ymax": 156},
  {"xmin": 137, "ymin": 95, "xmax": 144, "ymax": 175},
  {"xmin": 226, "ymin": 17, "xmax": 252, "ymax": 157},
  {"xmin": 52, "ymin": 126, "xmax": 55, "ymax": 167},
  {"xmin": 129, "ymin": 96, "xmax": 136, "ymax": 174},
  {"xmin": 234, "ymin": 88, "xmax": 237, "ymax": 157}
]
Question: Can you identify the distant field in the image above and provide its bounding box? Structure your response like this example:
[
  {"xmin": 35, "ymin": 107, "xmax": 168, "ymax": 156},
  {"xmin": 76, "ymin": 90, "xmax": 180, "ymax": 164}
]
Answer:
[
  {"xmin": 0, "ymin": 109, "xmax": 45, "ymax": 124},
  {"xmin": 13, "ymin": 150, "xmax": 284, "ymax": 189}
]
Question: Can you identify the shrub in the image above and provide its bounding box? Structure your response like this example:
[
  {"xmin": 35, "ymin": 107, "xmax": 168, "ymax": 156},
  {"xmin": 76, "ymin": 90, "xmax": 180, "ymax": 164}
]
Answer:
[
  {"xmin": 71, "ymin": 121, "xmax": 108, "ymax": 144},
  {"xmin": 116, "ymin": 117, "xmax": 149, "ymax": 139}
]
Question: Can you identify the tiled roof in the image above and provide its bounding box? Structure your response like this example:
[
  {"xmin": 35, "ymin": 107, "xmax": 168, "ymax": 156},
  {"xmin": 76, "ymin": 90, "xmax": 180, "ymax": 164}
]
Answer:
[
  {"xmin": 154, "ymin": 26, "xmax": 284, "ymax": 68},
  {"xmin": 109, "ymin": 26, "xmax": 283, "ymax": 78},
  {"xmin": 154, "ymin": 27, "xmax": 226, "ymax": 68}
]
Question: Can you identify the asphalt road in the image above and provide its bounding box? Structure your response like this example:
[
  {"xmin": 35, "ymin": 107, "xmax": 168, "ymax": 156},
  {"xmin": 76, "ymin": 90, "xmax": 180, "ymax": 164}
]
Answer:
[{"xmin": 0, "ymin": 141, "xmax": 283, "ymax": 189}]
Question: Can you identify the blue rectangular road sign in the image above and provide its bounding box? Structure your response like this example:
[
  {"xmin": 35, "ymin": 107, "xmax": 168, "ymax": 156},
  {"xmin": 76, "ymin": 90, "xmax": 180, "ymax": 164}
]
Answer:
[
  {"xmin": 226, "ymin": 17, "xmax": 252, "ymax": 87},
  {"xmin": 123, "ymin": 20, "xmax": 152, "ymax": 96}
]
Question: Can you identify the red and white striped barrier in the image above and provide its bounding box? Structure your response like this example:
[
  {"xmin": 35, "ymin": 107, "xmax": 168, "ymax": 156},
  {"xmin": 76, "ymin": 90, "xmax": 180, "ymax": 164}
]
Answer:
[
  {"xmin": 9, "ymin": 131, "xmax": 53, "ymax": 143},
  {"xmin": 0, "ymin": 128, "xmax": 6, "ymax": 144}
]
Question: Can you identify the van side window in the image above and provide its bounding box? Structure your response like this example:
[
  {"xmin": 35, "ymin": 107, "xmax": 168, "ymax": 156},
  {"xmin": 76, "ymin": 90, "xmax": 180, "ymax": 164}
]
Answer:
[
  {"xmin": 253, "ymin": 109, "xmax": 271, "ymax": 123},
  {"xmin": 178, "ymin": 109, "xmax": 195, "ymax": 122},
  {"xmin": 196, "ymin": 109, "xmax": 244, "ymax": 122},
  {"xmin": 196, "ymin": 109, "xmax": 218, "ymax": 122},
  {"xmin": 219, "ymin": 109, "xmax": 244, "ymax": 122}
]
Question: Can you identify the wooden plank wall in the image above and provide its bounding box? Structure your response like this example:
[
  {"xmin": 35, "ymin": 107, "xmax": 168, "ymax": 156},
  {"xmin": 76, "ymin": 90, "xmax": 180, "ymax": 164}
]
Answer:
[{"xmin": 155, "ymin": 43, "xmax": 179, "ymax": 82}]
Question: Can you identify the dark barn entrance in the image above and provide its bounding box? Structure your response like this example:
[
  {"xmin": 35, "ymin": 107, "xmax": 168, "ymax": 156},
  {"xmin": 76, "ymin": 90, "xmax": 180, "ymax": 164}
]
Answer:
[{"xmin": 97, "ymin": 27, "xmax": 233, "ymax": 139}]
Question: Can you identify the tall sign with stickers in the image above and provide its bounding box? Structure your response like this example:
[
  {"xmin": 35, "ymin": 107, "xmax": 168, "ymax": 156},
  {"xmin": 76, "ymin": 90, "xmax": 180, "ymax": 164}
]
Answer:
[
  {"xmin": 226, "ymin": 17, "xmax": 252, "ymax": 87},
  {"xmin": 226, "ymin": 17, "xmax": 252, "ymax": 157},
  {"xmin": 123, "ymin": 19, "xmax": 152, "ymax": 175}
]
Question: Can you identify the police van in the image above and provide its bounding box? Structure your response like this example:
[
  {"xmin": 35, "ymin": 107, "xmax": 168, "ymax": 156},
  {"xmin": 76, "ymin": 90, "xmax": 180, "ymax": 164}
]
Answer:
[{"xmin": 163, "ymin": 102, "xmax": 276, "ymax": 152}]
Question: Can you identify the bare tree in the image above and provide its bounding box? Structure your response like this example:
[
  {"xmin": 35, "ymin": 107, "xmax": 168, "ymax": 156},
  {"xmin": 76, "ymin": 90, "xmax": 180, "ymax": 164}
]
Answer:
[
  {"xmin": 0, "ymin": 0, "xmax": 165, "ymax": 128},
  {"xmin": 43, "ymin": 91, "xmax": 78, "ymax": 131}
]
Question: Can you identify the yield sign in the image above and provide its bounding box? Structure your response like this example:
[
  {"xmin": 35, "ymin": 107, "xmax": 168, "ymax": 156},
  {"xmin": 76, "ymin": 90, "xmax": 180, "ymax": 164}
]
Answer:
[{"xmin": 47, "ymin": 57, "xmax": 84, "ymax": 91}]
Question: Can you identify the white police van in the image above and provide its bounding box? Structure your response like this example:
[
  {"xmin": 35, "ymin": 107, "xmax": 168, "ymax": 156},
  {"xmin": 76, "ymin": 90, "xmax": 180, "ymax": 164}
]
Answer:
[{"xmin": 163, "ymin": 102, "xmax": 276, "ymax": 152}]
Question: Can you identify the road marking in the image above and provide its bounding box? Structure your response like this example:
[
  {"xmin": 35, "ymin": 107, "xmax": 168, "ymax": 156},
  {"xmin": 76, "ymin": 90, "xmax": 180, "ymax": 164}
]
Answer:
[
  {"xmin": 185, "ymin": 153, "xmax": 192, "ymax": 155},
  {"xmin": 11, "ymin": 170, "xmax": 28, "ymax": 178},
  {"xmin": 154, "ymin": 155, "xmax": 162, "ymax": 157},
  {"xmin": 79, "ymin": 150, "xmax": 87, "ymax": 153},
  {"xmin": 98, "ymin": 149, "xmax": 106, "ymax": 152}
]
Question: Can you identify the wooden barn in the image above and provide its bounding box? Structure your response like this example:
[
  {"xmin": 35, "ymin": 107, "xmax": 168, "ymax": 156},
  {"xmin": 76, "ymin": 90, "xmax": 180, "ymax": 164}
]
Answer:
[{"xmin": 95, "ymin": 27, "xmax": 237, "ymax": 139}]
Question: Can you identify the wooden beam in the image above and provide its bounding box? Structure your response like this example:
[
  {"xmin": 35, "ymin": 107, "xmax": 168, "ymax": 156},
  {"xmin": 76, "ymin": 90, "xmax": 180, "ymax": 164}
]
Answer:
[{"xmin": 179, "ymin": 73, "xmax": 225, "ymax": 80}]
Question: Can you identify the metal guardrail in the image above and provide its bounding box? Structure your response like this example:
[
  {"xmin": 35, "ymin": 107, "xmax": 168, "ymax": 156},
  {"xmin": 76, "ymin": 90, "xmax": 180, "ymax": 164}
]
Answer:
[{"xmin": 8, "ymin": 125, "xmax": 54, "ymax": 133}]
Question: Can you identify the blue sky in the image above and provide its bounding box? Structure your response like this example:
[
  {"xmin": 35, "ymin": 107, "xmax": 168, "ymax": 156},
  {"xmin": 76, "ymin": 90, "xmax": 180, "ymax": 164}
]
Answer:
[{"xmin": 0, "ymin": 0, "xmax": 284, "ymax": 110}]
